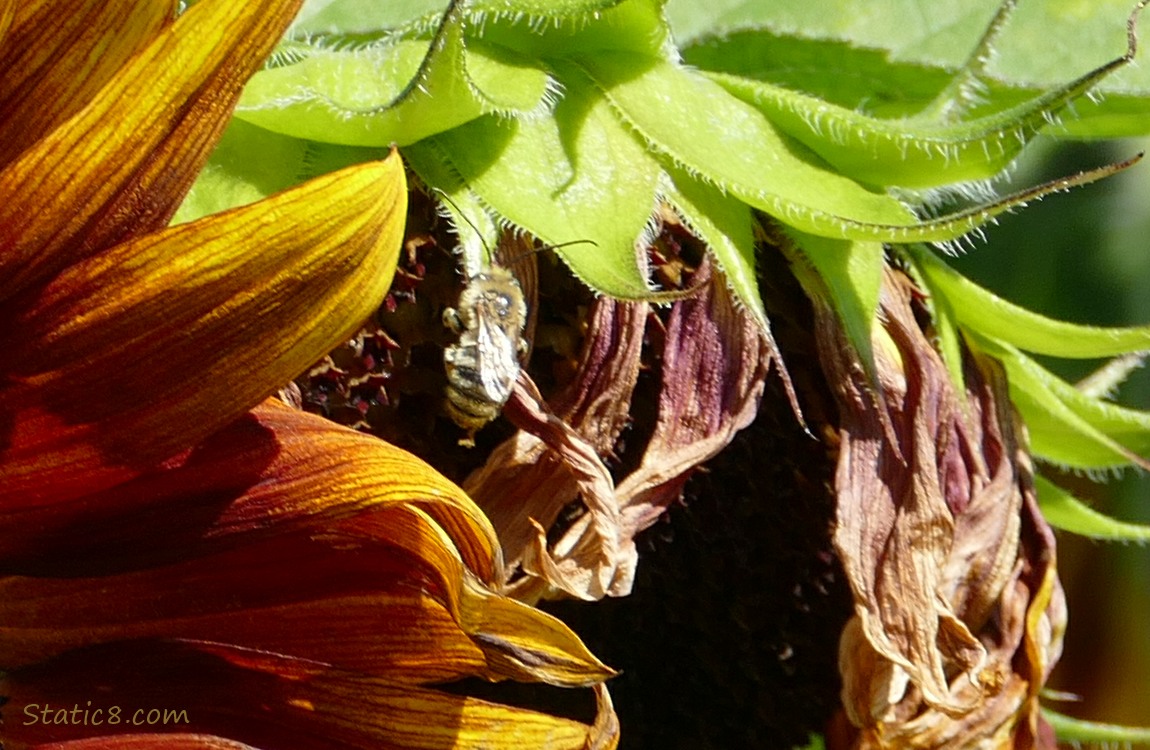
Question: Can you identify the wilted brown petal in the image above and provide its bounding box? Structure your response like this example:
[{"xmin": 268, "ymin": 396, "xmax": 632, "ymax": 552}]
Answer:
[
  {"xmin": 822, "ymin": 269, "xmax": 1066, "ymax": 749},
  {"xmin": 466, "ymin": 257, "xmax": 776, "ymax": 601},
  {"xmin": 464, "ymin": 298, "xmax": 647, "ymax": 601},
  {"xmin": 614, "ymin": 256, "xmax": 773, "ymax": 537}
]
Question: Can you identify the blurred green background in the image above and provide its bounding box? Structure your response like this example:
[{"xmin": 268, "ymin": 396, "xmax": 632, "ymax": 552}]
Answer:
[{"xmin": 947, "ymin": 136, "xmax": 1150, "ymax": 731}]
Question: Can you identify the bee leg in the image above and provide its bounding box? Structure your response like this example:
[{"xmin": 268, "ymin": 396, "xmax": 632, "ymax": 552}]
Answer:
[{"xmin": 443, "ymin": 307, "xmax": 464, "ymax": 334}]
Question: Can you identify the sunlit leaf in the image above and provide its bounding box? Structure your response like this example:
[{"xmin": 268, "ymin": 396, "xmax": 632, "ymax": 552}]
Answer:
[
  {"xmin": 707, "ymin": 46, "xmax": 1129, "ymax": 189},
  {"xmin": 174, "ymin": 119, "xmax": 382, "ymax": 224},
  {"xmin": 782, "ymin": 228, "xmax": 883, "ymax": 378},
  {"xmin": 1035, "ymin": 474, "xmax": 1150, "ymax": 542},
  {"xmin": 974, "ymin": 335, "xmax": 1150, "ymax": 470},
  {"xmin": 658, "ymin": 166, "xmax": 765, "ymax": 331},
  {"xmin": 406, "ymin": 76, "xmax": 662, "ymax": 298},
  {"xmin": 237, "ymin": 23, "xmax": 486, "ymax": 146},
  {"xmin": 909, "ymin": 244, "xmax": 1150, "ymax": 358}
]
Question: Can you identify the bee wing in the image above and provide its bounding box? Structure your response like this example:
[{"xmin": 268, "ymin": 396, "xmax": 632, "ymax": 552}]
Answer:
[
  {"xmin": 474, "ymin": 316, "xmax": 521, "ymax": 405},
  {"xmin": 495, "ymin": 233, "xmax": 538, "ymax": 361}
]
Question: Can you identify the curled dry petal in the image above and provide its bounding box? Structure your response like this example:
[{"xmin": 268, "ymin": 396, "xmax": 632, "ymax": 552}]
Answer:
[
  {"xmin": 466, "ymin": 257, "xmax": 773, "ymax": 601},
  {"xmin": 2, "ymin": 641, "xmax": 617, "ymax": 750},
  {"xmin": 0, "ymin": 154, "xmax": 407, "ymax": 509},
  {"xmin": 821, "ymin": 269, "xmax": 1066, "ymax": 748},
  {"xmin": 498, "ymin": 375, "xmax": 624, "ymax": 601},
  {"xmin": 614, "ymin": 255, "xmax": 772, "ymax": 542},
  {"xmin": 465, "ymin": 299, "xmax": 647, "ymax": 601}
]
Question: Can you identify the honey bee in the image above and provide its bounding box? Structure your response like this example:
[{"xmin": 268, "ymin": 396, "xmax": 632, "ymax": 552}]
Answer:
[{"xmin": 442, "ymin": 263, "xmax": 529, "ymax": 447}]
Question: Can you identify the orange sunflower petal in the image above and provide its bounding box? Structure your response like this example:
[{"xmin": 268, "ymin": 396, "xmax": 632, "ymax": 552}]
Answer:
[
  {"xmin": 0, "ymin": 399, "xmax": 496, "ymax": 581},
  {"xmin": 3, "ymin": 641, "xmax": 614, "ymax": 750},
  {"xmin": 0, "ymin": 529, "xmax": 488, "ymax": 679},
  {"xmin": 28, "ymin": 737, "xmax": 260, "ymax": 750},
  {"xmin": 0, "ymin": 405, "xmax": 613, "ymax": 686},
  {"xmin": 0, "ymin": 0, "xmax": 15, "ymax": 50},
  {"xmin": 0, "ymin": 0, "xmax": 303, "ymax": 300},
  {"xmin": 0, "ymin": 0, "xmax": 171, "ymax": 165},
  {"xmin": 0, "ymin": 155, "xmax": 407, "ymax": 509}
]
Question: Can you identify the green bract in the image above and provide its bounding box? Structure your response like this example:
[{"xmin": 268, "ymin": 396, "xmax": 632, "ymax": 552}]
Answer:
[{"xmin": 184, "ymin": 0, "xmax": 1149, "ymax": 310}]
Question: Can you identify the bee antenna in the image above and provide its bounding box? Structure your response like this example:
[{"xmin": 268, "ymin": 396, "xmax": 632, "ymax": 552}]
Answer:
[
  {"xmin": 430, "ymin": 187, "xmax": 493, "ymax": 256},
  {"xmin": 502, "ymin": 238, "xmax": 599, "ymax": 266}
]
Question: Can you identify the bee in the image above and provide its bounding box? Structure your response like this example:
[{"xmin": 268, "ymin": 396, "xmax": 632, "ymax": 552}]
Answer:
[
  {"xmin": 442, "ymin": 262, "xmax": 530, "ymax": 447},
  {"xmin": 433, "ymin": 191, "xmax": 599, "ymax": 445}
]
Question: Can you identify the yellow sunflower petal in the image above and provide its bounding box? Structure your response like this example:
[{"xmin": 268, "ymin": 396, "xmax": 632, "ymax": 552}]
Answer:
[
  {"xmin": 460, "ymin": 576, "xmax": 617, "ymax": 687},
  {"xmin": 0, "ymin": 156, "xmax": 406, "ymax": 508},
  {"xmin": 0, "ymin": 0, "xmax": 302, "ymax": 300},
  {"xmin": 0, "ymin": 0, "xmax": 171, "ymax": 165}
]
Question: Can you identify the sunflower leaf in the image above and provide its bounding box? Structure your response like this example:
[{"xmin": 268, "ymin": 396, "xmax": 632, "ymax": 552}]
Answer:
[
  {"xmin": 974, "ymin": 335, "xmax": 1150, "ymax": 471},
  {"xmin": 783, "ymin": 228, "xmax": 883, "ymax": 378},
  {"xmin": 175, "ymin": 119, "xmax": 383, "ymax": 223},
  {"xmin": 706, "ymin": 50, "xmax": 1129, "ymax": 189},
  {"xmin": 407, "ymin": 77, "xmax": 662, "ymax": 299},
  {"xmin": 659, "ymin": 166, "xmax": 765, "ymax": 332},
  {"xmin": 667, "ymin": 0, "xmax": 1150, "ymax": 142},
  {"xmin": 236, "ymin": 19, "xmax": 486, "ymax": 146},
  {"xmin": 1042, "ymin": 706, "xmax": 1150, "ymax": 745},
  {"xmin": 1035, "ymin": 474, "xmax": 1150, "ymax": 543},
  {"xmin": 909, "ymin": 244, "xmax": 1150, "ymax": 358}
]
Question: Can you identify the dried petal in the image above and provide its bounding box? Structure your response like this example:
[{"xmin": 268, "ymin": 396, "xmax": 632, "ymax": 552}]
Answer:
[
  {"xmin": 615, "ymin": 255, "xmax": 771, "ymax": 535},
  {"xmin": 823, "ymin": 269, "xmax": 1066, "ymax": 748},
  {"xmin": 464, "ymin": 298, "xmax": 647, "ymax": 600},
  {"xmin": 466, "ymin": 257, "xmax": 774, "ymax": 601}
]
